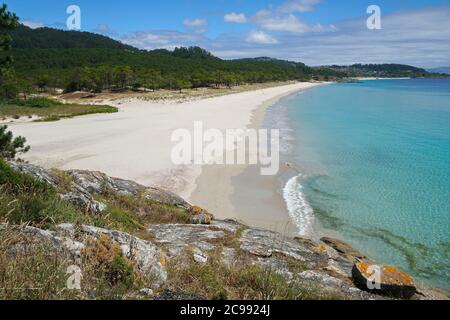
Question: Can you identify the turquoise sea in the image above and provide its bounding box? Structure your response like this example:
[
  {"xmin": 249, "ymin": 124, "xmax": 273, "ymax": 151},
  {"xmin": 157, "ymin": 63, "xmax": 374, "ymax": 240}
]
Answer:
[{"xmin": 279, "ymin": 79, "xmax": 450, "ymax": 290}]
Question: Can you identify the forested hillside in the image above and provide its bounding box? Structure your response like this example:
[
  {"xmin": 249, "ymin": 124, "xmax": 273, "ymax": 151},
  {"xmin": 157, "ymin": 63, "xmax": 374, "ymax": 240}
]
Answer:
[
  {"xmin": 0, "ymin": 24, "xmax": 442, "ymax": 96},
  {"xmin": 316, "ymin": 64, "xmax": 431, "ymax": 78},
  {"xmin": 8, "ymin": 25, "xmax": 135, "ymax": 50}
]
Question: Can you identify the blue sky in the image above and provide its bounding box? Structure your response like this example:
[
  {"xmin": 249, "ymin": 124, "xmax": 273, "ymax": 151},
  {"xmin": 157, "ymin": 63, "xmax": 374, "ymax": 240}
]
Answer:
[{"xmin": 6, "ymin": 0, "xmax": 450, "ymax": 67}]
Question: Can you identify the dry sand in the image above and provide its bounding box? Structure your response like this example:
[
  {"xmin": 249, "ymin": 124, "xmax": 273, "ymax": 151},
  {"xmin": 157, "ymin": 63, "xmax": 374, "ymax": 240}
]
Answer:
[{"xmin": 10, "ymin": 82, "xmax": 322, "ymax": 230}]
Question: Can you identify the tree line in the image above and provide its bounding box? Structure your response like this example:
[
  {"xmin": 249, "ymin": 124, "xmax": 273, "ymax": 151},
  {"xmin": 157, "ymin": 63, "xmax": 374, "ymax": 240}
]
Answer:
[{"xmin": 2, "ymin": 46, "xmax": 315, "ymax": 95}]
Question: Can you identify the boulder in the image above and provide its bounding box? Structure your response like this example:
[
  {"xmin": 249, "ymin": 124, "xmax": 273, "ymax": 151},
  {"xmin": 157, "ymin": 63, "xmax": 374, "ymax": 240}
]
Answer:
[
  {"xmin": 352, "ymin": 261, "xmax": 416, "ymax": 298},
  {"xmin": 189, "ymin": 206, "xmax": 213, "ymax": 225}
]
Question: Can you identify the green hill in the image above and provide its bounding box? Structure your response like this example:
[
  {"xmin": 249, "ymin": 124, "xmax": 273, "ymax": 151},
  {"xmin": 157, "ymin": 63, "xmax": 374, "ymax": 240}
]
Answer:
[
  {"xmin": 316, "ymin": 64, "xmax": 431, "ymax": 78},
  {"xmin": 9, "ymin": 25, "xmax": 136, "ymax": 50},
  {"xmin": 1, "ymin": 25, "xmax": 441, "ymax": 94}
]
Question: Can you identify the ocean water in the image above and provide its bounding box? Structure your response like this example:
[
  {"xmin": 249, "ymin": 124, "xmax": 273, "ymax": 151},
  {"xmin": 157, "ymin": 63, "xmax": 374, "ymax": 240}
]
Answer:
[{"xmin": 279, "ymin": 79, "xmax": 450, "ymax": 290}]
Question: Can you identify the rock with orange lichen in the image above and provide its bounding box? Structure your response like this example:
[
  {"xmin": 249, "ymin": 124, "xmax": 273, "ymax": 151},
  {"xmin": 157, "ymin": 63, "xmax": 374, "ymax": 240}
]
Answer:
[
  {"xmin": 352, "ymin": 261, "xmax": 417, "ymax": 298},
  {"xmin": 189, "ymin": 205, "xmax": 213, "ymax": 225}
]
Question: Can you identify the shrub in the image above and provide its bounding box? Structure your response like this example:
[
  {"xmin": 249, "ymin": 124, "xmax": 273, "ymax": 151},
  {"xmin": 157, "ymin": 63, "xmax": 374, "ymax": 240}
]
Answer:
[
  {"xmin": 7, "ymin": 97, "xmax": 61, "ymax": 108},
  {"xmin": 0, "ymin": 125, "xmax": 30, "ymax": 159},
  {"xmin": 81, "ymin": 235, "xmax": 139, "ymax": 297},
  {"xmin": 0, "ymin": 159, "xmax": 81, "ymax": 227}
]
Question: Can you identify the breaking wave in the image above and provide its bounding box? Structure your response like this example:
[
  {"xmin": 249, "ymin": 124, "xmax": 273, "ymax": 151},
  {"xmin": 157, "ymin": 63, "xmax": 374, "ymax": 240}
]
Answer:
[{"xmin": 282, "ymin": 174, "xmax": 315, "ymax": 237}]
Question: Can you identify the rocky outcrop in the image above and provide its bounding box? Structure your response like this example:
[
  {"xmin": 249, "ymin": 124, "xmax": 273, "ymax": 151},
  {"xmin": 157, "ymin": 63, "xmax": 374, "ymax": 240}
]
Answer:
[
  {"xmin": 8, "ymin": 161, "xmax": 191, "ymax": 214},
  {"xmin": 8, "ymin": 160, "xmax": 57, "ymax": 185},
  {"xmin": 2, "ymin": 218, "xmax": 445, "ymax": 300},
  {"xmin": 3, "ymin": 161, "xmax": 446, "ymax": 300}
]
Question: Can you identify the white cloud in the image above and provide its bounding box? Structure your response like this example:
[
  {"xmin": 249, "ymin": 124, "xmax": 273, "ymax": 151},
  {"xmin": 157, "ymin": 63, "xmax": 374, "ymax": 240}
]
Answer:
[
  {"xmin": 94, "ymin": 24, "xmax": 118, "ymax": 36},
  {"xmin": 245, "ymin": 30, "xmax": 278, "ymax": 44},
  {"xmin": 279, "ymin": 0, "xmax": 321, "ymax": 13},
  {"xmin": 217, "ymin": 6, "xmax": 450, "ymax": 68},
  {"xmin": 183, "ymin": 18, "xmax": 208, "ymax": 28},
  {"xmin": 253, "ymin": 10, "xmax": 335, "ymax": 33},
  {"xmin": 224, "ymin": 12, "xmax": 247, "ymax": 24},
  {"xmin": 22, "ymin": 20, "xmax": 45, "ymax": 29},
  {"xmin": 121, "ymin": 6, "xmax": 450, "ymax": 68},
  {"xmin": 122, "ymin": 30, "xmax": 207, "ymax": 50}
]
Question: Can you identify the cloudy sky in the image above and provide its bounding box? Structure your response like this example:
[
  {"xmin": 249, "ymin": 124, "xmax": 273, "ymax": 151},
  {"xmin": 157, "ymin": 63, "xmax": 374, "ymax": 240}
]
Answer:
[{"xmin": 7, "ymin": 0, "xmax": 450, "ymax": 68}]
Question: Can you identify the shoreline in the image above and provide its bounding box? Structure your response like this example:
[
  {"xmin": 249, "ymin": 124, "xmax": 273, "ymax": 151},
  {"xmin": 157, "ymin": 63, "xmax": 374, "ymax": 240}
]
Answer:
[
  {"xmin": 9, "ymin": 82, "xmax": 321, "ymax": 203},
  {"xmin": 189, "ymin": 82, "xmax": 326, "ymax": 236}
]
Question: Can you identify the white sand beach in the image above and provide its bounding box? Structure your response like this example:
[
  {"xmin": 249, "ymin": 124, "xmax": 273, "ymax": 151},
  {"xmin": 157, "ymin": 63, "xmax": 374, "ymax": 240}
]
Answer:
[{"xmin": 10, "ymin": 82, "xmax": 322, "ymax": 222}]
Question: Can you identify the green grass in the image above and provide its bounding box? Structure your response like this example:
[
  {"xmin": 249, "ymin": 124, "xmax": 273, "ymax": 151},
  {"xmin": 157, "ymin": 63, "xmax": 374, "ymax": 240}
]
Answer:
[
  {"xmin": 0, "ymin": 97, "xmax": 117, "ymax": 121},
  {"xmin": 0, "ymin": 159, "xmax": 82, "ymax": 228},
  {"xmin": 98, "ymin": 189, "xmax": 192, "ymax": 226},
  {"xmin": 0, "ymin": 229, "xmax": 153, "ymax": 300},
  {"xmin": 0, "ymin": 159, "xmax": 191, "ymax": 233},
  {"xmin": 166, "ymin": 248, "xmax": 341, "ymax": 300}
]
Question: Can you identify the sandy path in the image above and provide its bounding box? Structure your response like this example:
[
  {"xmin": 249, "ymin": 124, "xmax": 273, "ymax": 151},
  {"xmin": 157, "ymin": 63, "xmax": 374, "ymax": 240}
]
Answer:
[{"xmin": 10, "ymin": 82, "xmax": 321, "ymax": 201}]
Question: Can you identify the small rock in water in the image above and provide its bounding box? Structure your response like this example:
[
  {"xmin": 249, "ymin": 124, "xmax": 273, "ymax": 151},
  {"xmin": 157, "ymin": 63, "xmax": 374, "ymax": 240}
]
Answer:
[{"xmin": 352, "ymin": 261, "xmax": 416, "ymax": 299}]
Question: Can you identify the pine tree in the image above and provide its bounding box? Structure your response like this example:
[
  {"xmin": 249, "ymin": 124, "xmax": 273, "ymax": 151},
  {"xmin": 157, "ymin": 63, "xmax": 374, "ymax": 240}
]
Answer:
[
  {"xmin": 0, "ymin": 4, "xmax": 19, "ymax": 98},
  {"xmin": 0, "ymin": 125, "xmax": 30, "ymax": 159}
]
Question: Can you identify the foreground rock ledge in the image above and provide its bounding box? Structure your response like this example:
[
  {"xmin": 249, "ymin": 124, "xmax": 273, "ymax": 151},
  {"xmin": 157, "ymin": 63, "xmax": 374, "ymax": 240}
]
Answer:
[{"xmin": 3, "ymin": 160, "xmax": 448, "ymax": 300}]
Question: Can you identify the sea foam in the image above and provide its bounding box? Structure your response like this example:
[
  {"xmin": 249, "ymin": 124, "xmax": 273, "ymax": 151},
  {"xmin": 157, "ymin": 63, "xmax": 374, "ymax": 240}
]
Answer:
[{"xmin": 283, "ymin": 174, "xmax": 315, "ymax": 237}]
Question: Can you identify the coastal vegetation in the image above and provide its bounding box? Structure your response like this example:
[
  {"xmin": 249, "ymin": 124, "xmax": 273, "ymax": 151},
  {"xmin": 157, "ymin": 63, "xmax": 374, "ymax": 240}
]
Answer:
[
  {"xmin": 0, "ymin": 97, "xmax": 117, "ymax": 121},
  {"xmin": 0, "ymin": 124, "xmax": 29, "ymax": 158},
  {"xmin": 1, "ymin": 23, "xmax": 445, "ymax": 100},
  {"xmin": 0, "ymin": 6, "xmax": 117, "ymax": 121},
  {"xmin": 314, "ymin": 63, "xmax": 435, "ymax": 78}
]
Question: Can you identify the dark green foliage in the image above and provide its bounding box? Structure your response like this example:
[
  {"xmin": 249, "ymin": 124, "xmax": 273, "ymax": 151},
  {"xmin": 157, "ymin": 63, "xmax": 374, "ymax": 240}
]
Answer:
[
  {"xmin": 0, "ymin": 4, "xmax": 19, "ymax": 98},
  {"xmin": 9, "ymin": 25, "xmax": 135, "ymax": 50},
  {"xmin": 317, "ymin": 64, "xmax": 431, "ymax": 78},
  {"xmin": 0, "ymin": 158, "xmax": 82, "ymax": 227},
  {"xmin": 6, "ymin": 97, "xmax": 60, "ymax": 108},
  {"xmin": 0, "ymin": 19, "xmax": 440, "ymax": 96},
  {"xmin": 0, "ymin": 125, "xmax": 30, "ymax": 159},
  {"xmin": 2, "ymin": 25, "xmax": 317, "ymax": 92}
]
